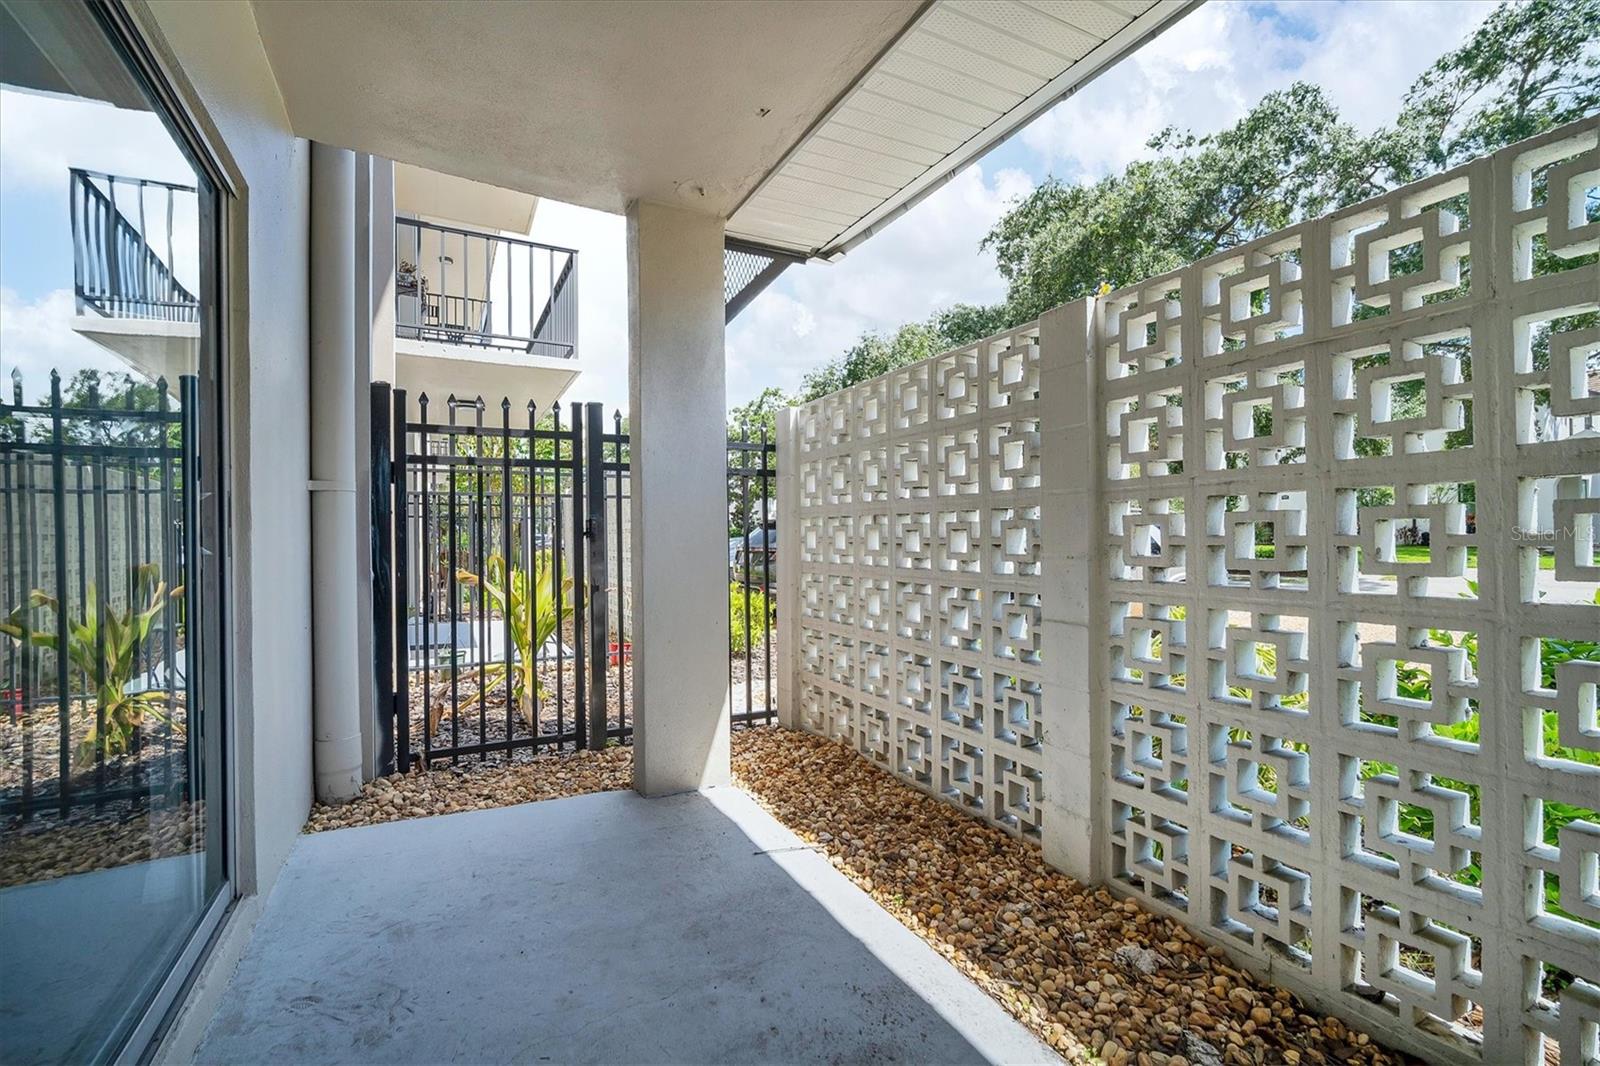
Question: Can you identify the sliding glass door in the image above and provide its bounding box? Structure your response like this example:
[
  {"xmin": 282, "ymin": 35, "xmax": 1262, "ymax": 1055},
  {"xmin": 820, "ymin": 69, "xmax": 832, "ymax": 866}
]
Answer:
[{"xmin": 0, "ymin": 2, "xmax": 229, "ymax": 1060}]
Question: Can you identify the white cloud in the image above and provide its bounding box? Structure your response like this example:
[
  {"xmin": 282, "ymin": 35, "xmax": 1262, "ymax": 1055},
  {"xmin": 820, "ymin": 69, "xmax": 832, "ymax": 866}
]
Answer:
[
  {"xmin": 0, "ymin": 287, "xmax": 130, "ymax": 402},
  {"xmin": 0, "ymin": 88, "xmax": 195, "ymax": 193},
  {"xmin": 1020, "ymin": 0, "xmax": 1497, "ymax": 181},
  {"xmin": 724, "ymin": 162, "xmax": 1031, "ymax": 406}
]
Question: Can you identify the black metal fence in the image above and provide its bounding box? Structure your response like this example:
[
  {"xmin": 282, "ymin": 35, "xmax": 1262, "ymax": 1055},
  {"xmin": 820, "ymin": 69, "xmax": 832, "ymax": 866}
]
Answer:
[
  {"xmin": 1, "ymin": 370, "xmax": 197, "ymax": 822},
  {"xmin": 728, "ymin": 425, "xmax": 776, "ymax": 727},
  {"xmin": 371, "ymin": 385, "xmax": 777, "ymax": 771}
]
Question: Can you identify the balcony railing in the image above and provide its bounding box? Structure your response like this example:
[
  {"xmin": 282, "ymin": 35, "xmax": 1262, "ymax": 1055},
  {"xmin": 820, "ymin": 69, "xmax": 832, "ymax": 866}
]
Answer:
[
  {"xmin": 395, "ymin": 217, "xmax": 577, "ymax": 359},
  {"xmin": 69, "ymin": 168, "xmax": 199, "ymax": 322}
]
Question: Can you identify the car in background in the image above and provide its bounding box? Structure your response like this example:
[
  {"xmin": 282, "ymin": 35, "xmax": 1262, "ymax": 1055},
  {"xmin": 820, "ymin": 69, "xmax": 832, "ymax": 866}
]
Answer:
[{"xmin": 730, "ymin": 526, "xmax": 776, "ymax": 590}]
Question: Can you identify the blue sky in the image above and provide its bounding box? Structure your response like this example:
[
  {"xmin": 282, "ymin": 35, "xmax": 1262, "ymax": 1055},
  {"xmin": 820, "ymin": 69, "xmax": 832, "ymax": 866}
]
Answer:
[
  {"xmin": 0, "ymin": 88, "xmax": 196, "ymax": 395},
  {"xmin": 3, "ymin": 1, "xmax": 1498, "ymax": 409}
]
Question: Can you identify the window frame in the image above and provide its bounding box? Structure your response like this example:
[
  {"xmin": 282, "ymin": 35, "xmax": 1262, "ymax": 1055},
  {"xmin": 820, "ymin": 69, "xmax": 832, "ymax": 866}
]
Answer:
[{"xmin": 76, "ymin": 2, "xmax": 239, "ymax": 1061}]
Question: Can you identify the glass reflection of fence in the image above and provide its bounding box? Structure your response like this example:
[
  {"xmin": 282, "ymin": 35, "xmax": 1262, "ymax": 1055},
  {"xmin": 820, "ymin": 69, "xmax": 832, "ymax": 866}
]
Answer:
[{"xmin": 1, "ymin": 371, "xmax": 195, "ymax": 822}]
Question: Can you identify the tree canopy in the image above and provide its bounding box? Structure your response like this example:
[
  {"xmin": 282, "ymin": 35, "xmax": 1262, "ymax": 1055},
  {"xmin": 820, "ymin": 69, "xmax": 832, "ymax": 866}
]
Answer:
[{"xmin": 763, "ymin": 0, "xmax": 1598, "ymax": 409}]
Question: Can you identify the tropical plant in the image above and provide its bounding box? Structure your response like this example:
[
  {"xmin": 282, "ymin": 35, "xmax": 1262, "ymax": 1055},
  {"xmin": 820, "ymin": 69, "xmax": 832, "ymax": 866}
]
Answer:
[
  {"xmin": 451, "ymin": 550, "xmax": 573, "ymax": 732},
  {"xmin": 0, "ymin": 563, "xmax": 182, "ymax": 760}
]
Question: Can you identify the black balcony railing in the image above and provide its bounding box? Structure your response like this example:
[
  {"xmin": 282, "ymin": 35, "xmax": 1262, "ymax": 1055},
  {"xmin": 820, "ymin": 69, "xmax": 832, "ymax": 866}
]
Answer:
[
  {"xmin": 69, "ymin": 168, "xmax": 199, "ymax": 322},
  {"xmin": 395, "ymin": 218, "xmax": 577, "ymax": 359}
]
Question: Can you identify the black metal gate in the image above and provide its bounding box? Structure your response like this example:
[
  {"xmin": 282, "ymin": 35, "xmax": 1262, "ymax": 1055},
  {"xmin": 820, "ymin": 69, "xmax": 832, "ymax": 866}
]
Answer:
[
  {"xmin": 371, "ymin": 384, "xmax": 775, "ymax": 774},
  {"xmin": 727, "ymin": 424, "xmax": 776, "ymax": 728},
  {"xmin": 371, "ymin": 385, "xmax": 630, "ymax": 772}
]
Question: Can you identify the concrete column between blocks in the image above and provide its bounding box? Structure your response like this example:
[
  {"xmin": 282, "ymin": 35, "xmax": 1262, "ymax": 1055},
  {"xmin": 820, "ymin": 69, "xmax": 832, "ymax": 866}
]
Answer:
[
  {"xmin": 1038, "ymin": 298, "xmax": 1101, "ymax": 883},
  {"xmin": 774, "ymin": 407, "xmax": 801, "ymax": 730},
  {"xmin": 627, "ymin": 201, "xmax": 731, "ymax": 796}
]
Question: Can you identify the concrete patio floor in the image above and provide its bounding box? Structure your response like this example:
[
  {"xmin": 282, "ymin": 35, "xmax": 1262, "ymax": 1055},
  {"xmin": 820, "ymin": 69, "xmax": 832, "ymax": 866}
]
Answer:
[{"xmin": 193, "ymin": 786, "xmax": 1056, "ymax": 1065}]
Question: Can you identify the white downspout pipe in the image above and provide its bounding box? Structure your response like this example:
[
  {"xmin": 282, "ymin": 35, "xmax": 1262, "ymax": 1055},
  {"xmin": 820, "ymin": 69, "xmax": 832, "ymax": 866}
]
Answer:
[{"xmin": 309, "ymin": 142, "xmax": 363, "ymax": 802}]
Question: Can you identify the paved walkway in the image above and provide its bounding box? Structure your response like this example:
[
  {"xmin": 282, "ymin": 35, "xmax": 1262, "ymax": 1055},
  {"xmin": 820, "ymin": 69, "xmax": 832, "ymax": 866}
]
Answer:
[{"xmin": 195, "ymin": 788, "xmax": 1055, "ymax": 1065}]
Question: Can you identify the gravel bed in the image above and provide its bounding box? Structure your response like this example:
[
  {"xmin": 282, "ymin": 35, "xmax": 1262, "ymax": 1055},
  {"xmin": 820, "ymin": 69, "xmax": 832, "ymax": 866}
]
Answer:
[
  {"xmin": 304, "ymin": 744, "xmax": 633, "ymax": 832},
  {"xmin": 404, "ymin": 662, "xmax": 634, "ymax": 761},
  {"xmin": 0, "ymin": 801, "xmax": 201, "ymax": 889},
  {"xmin": 0, "ymin": 701, "xmax": 187, "ymax": 803},
  {"xmin": 403, "ymin": 653, "xmax": 771, "ymax": 760},
  {"xmin": 732, "ymin": 728, "xmax": 1410, "ymax": 1066}
]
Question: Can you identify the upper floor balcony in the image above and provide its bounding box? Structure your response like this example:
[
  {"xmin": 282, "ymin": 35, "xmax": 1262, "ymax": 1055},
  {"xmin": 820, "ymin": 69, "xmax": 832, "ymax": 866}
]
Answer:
[
  {"xmin": 67, "ymin": 167, "xmax": 582, "ymax": 412},
  {"xmin": 70, "ymin": 167, "xmax": 199, "ymax": 324},
  {"xmin": 394, "ymin": 216, "xmax": 577, "ymax": 360},
  {"xmin": 67, "ymin": 168, "xmax": 202, "ymax": 385}
]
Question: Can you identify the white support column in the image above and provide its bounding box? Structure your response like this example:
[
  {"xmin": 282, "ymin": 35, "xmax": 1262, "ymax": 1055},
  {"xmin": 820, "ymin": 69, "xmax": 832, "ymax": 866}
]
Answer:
[
  {"xmin": 627, "ymin": 201, "xmax": 731, "ymax": 796},
  {"xmin": 1039, "ymin": 298, "xmax": 1101, "ymax": 882},
  {"xmin": 774, "ymin": 407, "xmax": 800, "ymax": 730},
  {"xmin": 353, "ymin": 153, "xmax": 376, "ymax": 780},
  {"xmin": 368, "ymin": 157, "xmax": 396, "ymax": 385},
  {"xmin": 309, "ymin": 141, "xmax": 363, "ymax": 803},
  {"xmin": 353, "ymin": 153, "xmax": 397, "ymax": 780}
]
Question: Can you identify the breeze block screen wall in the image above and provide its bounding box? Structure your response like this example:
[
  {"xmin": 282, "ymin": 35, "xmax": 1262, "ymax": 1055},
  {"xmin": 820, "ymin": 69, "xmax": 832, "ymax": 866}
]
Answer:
[
  {"xmin": 780, "ymin": 116, "xmax": 1599, "ymax": 1066},
  {"xmin": 788, "ymin": 321, "xmax": 1048, "ymax": 842}
]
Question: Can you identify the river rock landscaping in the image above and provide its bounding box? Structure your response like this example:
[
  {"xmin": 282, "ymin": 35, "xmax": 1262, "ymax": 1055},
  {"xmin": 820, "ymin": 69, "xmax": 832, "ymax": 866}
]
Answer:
[
  {"xmin": 733, "ymin": 727, "xmax": 1410, "ymax": 1066},
  {"xmin": 1, "ymin": 800, "xmax": 200, "ymax": 889},
  {"xmin": 304, "ymin": 742, "xmax": 632, "ymax": 832}
]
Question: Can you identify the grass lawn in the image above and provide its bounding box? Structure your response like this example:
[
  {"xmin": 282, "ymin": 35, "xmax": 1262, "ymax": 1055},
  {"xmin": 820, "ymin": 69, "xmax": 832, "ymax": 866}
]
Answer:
[
  {"xmin": 1389, "ymin": 545, "xmax": 1589, "ymax": 571},
  {"xmin": 1253, "ymin": 544, "xmax": 1582, "ymax": 571},
  {"xmin": 1393, "ymin": 544, "xmax": 1484, "ymax": 568}
]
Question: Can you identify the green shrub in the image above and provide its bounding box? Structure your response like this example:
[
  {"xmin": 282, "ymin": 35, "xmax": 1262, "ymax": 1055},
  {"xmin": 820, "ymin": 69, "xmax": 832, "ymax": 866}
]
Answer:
[{"xmin": 729, "ymin": 582, "xmax": 774, "ymax": 655}]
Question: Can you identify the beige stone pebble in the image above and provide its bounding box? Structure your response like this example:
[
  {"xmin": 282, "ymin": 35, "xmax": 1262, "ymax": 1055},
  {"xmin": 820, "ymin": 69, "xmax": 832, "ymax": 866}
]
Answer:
[
  {"xmin": 729, "ymin": 727, "xmax": 1412, "ymax": 1066},
  {"xmin": 303, "ymin": 745, "xmax": 632, "ymax": 832},
  {"xmin": 2, "ymin": 802, "xmax": 201, "ymax": 889}
]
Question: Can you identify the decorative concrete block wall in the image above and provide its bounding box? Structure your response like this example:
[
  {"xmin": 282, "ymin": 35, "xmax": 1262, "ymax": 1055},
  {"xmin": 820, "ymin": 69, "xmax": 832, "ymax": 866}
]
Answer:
[
  {"xmin": 780, "ymin": 116, "xmax": 1599, "ymax": 1066},
  {"xmin": 784, "ymin": 323, "xmax": 1049, "ymax": 843}
]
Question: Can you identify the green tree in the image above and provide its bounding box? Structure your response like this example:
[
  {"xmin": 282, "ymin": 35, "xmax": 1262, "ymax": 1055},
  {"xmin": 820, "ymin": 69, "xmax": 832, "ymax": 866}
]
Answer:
[
  {"xmin": 1391, "ymin": 0, "xmax": 1600, "ymax": 173},
  {"xmin": 726, "ymin": 387, "xmax": 790, "ymax": 538},
  {"xmin": 792, "ymin": 0, "xmax": 1598, "ymax": 391},
  {"xmin": 985, "ymin": 1, "xmax": 1598, "ymax": 322},
  {"xmin": 727, "ymin": 386, "xmax": 792, "ymax": 442},
  {"xmin": 931, "ymin": 302, "xmax": 1011, "ymax": 346},
  {"xmin": 986, "ymin": 83, "xmax": 1405, "ymax": 322},
  {"xmin": 801, "ymin": 320, "xmax": 945, "ymax": 399},
  {"xmin": 797, "ymin": 306, "xmax": 1035, "ymax": 401}
]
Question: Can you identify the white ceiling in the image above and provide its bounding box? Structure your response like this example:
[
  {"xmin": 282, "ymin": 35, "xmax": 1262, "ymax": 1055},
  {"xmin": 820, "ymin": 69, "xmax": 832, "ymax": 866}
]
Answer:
[
  {"xmin": 249, "ymin": 0, "xmax": 922, "ymax": 219},
  {"xmin": 394, "ymin": 163, "xmax": 539, "ymax": 236},
  {"xmin": 248, "ymin": 0, "xmax": 1193, "ymax": 263},
  {"xmin": 728, "ymin": 0, "xmax": 1196, "ymax": 258}
]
